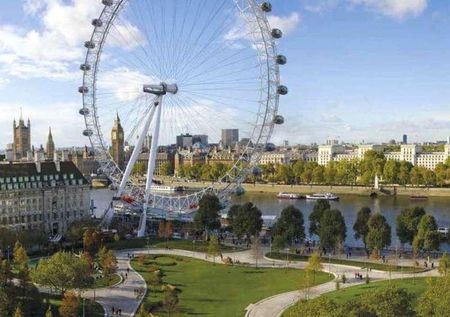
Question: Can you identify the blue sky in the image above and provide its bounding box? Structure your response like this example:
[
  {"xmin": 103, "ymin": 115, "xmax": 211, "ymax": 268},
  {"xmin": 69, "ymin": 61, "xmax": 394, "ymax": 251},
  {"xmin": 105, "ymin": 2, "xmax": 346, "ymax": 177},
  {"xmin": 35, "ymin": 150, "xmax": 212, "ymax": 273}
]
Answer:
[{"xmin": 1, "ymin": 0, "xmax": 450, "ymax": 148}]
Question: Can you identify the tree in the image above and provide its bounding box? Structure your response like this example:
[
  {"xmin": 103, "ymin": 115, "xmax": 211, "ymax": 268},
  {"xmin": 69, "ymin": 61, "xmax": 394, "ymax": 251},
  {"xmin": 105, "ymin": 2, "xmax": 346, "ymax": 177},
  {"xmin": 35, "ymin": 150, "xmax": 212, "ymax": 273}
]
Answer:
[
  {"xmin": 435, "ymin": 162, "xmax": 448, "ymax": 186},
  {"xmin": 359, "ymin": 150, "xmax": 386, "ymax": 185},
  {"xmin": 292, "ymin": 160, "xmax": 305, "ymax": 184},
  {"xmin": 290, "ymin": 297, "xmax": 337, "ymax": 317},
  {"xmin": 272, "ymin": 205, "xmax": 305, "ymax": 246},
  {"xmin": 163, "ymin": 286, "xmax": 179, "ymax": 317},
  {"xmin": 98, "ymin": 247, "xmax": 118, "ymax": 281},
  {"xmin": 0, "ymin": 288, "xmax": 8, "ymax": 317},
  {"xmin": 0, "ymin": 260, "xmax": 12, "ymax": 287},
  {"xmin": 353, "ymin": 207, "xmax": 372, "ymax": 255},
  {"xmin": 13, "ymin": 241, "xmax": 29, "ymax": 267},
  {"xmin": 83, "ymin": 228, "xmax": 101, "ymax": 256},
  {"xmin": 318, "ymin": 209, "xmax": 346, "ymax": 252},
  {"xmin": 59, "ymin": 291, "xmax": 79, "ymax": 317},
  {"xmin": 383, "ymin": 160, "xmax": 399, "ymax": 184},
  {"xmin": 312, "ymin": 165, "xmax": 325, "ymax": 184},
  {"xmin": 396, "ymin": 207, "xmax": 426, "ymax": 246},
  {"xmin": 13, "ymin": 306, "xmax": 23, "ymax": 317},
  {"xmin": 410, "ymin": 166, "xmax": 424, "ymax": 186},
  {"xmin": 309, "ymin": 200, "xmax": 330, "ymax": 237},
  {"xmin": 45, "ymin": 306, "xmax": 53, "ymax": 317},
  {"xmin": 207, "ymin": 235, "xmax": 221, "ymax": 264},
  {"xmin": 136, "ymin": 305, "xmax": 153, "ymax": 317},
  {"xmin": 438, "ymin": 252, "xmax": 449, "ymax": 276},
  {"xmin": 33, "ymin": 251, "xmax": 93, "ymax": 293},
  {"xmin": 228, "ymin": 203, "xmax": 263, "ymax": 242},
  {"xmin": 366, "ymin": 213, "xmax": 391, "ymax": 257},
  {"xmin": 412, "ymin": 215, "xmax": 440, "ymax": 255},
  {"xmin": 194, "ymin": 194, "xmax": 221, "ymax": 239},
  {"xmin": 272, "ymin": 234, "xmax": 287, "ymax": 251},
  {"xmin": 361, "ymin": 284, "xmax": 415, "ymax": 317},
  {"xmin": 416, "ymin": 275, "xmax": 450, "ymax": 317},
  {"xmin": 305, "ymin": 252, "xmax": 323, "ymax": 282},
  {"xmin": 275, "ymin": 164, "xmax": 293, "ymax": 184},
  {"xmin": 158, "ymin": 221, "xmax": 174, "ymax": 247},
  {"xmin": 324, "ymin": 161, "xmax": 337, "ymax": 185},
  {"xmin": 13, "ymin": 241, "xmax": 29, "ymax": 288},
  {"xmin": 398, "ymin": 161, "xmax": 413, "ymax": 185}
]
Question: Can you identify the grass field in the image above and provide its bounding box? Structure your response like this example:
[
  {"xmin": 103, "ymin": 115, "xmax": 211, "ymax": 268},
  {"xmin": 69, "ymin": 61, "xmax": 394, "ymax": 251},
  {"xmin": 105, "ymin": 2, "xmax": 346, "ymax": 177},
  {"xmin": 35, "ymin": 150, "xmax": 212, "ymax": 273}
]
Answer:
[
  {"xmin": 266, "ymin": 252, "xmax": 424, "ymax": 272},
  {"xmin": 132, "ymin": 255, "xmax": 333, "ymax": 317},
  {"xmin": 323, "ymin": 277, "xmax": 433, "ymax": 306},
  {"xmin": 283, "ymin": 277, "xmax": 435, "ymax": 316},
  {"xmin": 92, "ymin": 273, "xmax": 121, "ymax": 288}
]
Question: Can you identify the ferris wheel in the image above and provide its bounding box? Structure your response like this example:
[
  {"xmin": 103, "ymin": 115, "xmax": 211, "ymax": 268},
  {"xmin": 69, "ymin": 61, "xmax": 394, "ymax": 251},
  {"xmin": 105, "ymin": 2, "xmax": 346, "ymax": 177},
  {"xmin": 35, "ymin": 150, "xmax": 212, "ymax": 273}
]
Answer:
[{"xmin": 79, "ymin": 0, "xmax": 287, "ymax": 235}]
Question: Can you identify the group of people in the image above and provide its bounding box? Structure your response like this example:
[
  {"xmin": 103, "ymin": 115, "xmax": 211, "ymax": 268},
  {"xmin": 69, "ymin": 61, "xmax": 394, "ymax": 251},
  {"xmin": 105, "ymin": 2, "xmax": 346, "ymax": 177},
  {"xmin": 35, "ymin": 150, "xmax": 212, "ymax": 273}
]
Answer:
[
  {"xmin": 134, "ymin": 287, "xmax": 145, "ymax": 299},
  {"xmin": 354, "ymin": 272, "xmax": 364, "ymax": 280},
  {"xmin": 111, "ymin": 307, "xmax": 122, "ymax": 316}
]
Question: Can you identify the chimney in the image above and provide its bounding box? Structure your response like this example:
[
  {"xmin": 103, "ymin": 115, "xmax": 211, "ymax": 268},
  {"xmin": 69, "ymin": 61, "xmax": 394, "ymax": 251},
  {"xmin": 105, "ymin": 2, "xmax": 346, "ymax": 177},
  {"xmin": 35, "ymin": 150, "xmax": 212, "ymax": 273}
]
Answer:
[
  {"xmin": 34, "ymin": 152, "xmax": 41, "ymax": 173},
  {"xmin": 54, "ymin": 151, "xmax": 60, "ymax": 172}
]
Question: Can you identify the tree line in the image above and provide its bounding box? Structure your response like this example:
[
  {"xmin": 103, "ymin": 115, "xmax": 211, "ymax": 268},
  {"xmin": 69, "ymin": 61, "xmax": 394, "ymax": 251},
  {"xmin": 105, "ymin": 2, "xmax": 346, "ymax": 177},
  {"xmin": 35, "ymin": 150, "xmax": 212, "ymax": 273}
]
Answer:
[
  {"xmin": 258, "ymin": 150, "xmax": 450, "ymax": 186},
  {"xmin": 270, "ymin": 200, "xmax": 446, "ymax": 257}
]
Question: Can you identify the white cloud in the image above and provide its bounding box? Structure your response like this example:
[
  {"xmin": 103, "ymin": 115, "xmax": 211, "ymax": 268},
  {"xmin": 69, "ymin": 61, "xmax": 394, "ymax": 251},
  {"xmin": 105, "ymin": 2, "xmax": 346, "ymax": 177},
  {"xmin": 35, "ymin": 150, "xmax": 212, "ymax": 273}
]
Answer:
[
  {"xmin": 225, "ymin": 12, "xmax": 300, "ymax": 45},
  {"xmin": 268, "ymin": 13, "xmax": 301, "ymax": 35},
  {"xmin": 23, "ymin": 0, "xmax": 47, "ymax": 16},
  {"xmin": 303, "ymin": 0, "xmax": 339, "ymax": 14},
  {"xmin": 98, "ymin": 67, "xmax": 160, "ymax": 102},
  {"xmin": 349, "ymin": 0, "xmax": 428, "ymax": 19},
  {"xmin": 0, "ymin": 0, "xmax": 144, "ymax": 82}
]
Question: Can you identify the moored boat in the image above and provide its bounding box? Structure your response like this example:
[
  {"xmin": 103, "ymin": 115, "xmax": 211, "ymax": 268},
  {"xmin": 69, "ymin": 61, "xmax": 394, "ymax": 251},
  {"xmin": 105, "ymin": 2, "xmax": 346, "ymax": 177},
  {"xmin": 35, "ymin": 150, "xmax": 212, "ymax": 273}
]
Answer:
[
  {"xmin": 306, "ymin": 193, "xmax": 339, "ymax": 201},
  {"xmin": 276, "ymin": 192, "xmax": 299, "ymax": 199},
  {"xmin": 410, "ymin": 195, "xmax": 428, "ymax": 200}
]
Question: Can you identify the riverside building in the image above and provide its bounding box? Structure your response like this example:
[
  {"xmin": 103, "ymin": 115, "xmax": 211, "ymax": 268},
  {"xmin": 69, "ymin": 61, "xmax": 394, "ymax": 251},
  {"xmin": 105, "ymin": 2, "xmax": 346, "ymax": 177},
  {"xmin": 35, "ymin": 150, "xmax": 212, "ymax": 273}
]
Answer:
[
  {"xmin": 317, "ymin": 142, "xmax": 450, "ymax": 170},
  {"xmin": 0, "ymin": 156, "xmax": 90, "ymax": 235}
]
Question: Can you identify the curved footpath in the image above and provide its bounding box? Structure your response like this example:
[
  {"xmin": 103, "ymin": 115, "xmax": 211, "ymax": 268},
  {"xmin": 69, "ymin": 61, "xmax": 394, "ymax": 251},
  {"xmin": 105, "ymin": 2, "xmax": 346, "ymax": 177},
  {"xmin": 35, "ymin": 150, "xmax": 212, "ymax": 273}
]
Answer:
[{"xmin": 83, "ymin": 248, "xmax": 440, "ymax": 317}]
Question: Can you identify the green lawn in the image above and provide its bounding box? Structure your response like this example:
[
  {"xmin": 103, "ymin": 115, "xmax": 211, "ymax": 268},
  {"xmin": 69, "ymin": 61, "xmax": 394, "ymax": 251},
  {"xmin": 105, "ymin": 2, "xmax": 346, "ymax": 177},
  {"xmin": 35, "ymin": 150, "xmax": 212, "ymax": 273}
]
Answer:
[
  {"xmin": 132, "ymin": 255, "xmax": 333, "ymax": 317},
  {"xmin": 323, "ymin": 277, "xmax": 433, "ymax": 306},
  {"xmin": 283, "ymin": 277, "xmax": 435, "ymax": 317},
  {"xmin": 107, "ymin": 237, "xmax": 240, "ymax": 252},
  {"xmin": 92, "ymin": 273, "xmax": 121, "ymax": 288},
  {"xmin": 266, "ymin": 252, "xmax": 424, "ymax": 272}
]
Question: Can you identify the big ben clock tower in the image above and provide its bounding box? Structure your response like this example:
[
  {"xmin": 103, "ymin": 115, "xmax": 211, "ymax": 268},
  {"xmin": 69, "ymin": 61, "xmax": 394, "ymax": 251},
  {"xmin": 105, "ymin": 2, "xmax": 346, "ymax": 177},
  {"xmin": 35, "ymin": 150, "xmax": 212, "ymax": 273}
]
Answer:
[{"xmin": 111, "ymin": 113, "xmax": 125, "ymax": 170}]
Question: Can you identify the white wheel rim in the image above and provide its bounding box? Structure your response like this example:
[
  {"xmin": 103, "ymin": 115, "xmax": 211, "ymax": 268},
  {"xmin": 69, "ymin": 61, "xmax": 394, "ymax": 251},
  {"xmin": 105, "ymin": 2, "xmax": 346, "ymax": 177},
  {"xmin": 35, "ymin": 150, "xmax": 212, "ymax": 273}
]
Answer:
[{"xmin": 80, "ymin": 0, "xmax": 281, "ymax": 212}]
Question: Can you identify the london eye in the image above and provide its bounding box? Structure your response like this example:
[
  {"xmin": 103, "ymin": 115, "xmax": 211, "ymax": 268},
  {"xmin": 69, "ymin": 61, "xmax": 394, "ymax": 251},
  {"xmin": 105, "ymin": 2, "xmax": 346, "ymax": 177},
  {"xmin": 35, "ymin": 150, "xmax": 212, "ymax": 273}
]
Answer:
[{"xmin": 79, "ymin": 0, "xmax": 287, "ymax": 236}]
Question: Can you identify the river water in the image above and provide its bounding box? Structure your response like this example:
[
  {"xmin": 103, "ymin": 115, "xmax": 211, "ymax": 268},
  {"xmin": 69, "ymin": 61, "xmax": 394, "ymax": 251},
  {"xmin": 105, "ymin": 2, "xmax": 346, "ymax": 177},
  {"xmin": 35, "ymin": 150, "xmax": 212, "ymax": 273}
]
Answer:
[{"xmin": 91, "ymin": 189, "xmax": 450, "ymax": 251}]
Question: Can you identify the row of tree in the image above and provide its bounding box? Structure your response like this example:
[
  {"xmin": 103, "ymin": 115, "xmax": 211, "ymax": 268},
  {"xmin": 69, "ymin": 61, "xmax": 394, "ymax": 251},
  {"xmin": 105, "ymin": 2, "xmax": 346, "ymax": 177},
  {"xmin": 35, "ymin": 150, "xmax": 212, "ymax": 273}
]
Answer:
[
  {"xmin": 270, "ymin": 200, "xmax": 446, "ymax": 256},
  {"xmin": 259, "ymin": 151, "xmax": 450, "ymax": 186}
]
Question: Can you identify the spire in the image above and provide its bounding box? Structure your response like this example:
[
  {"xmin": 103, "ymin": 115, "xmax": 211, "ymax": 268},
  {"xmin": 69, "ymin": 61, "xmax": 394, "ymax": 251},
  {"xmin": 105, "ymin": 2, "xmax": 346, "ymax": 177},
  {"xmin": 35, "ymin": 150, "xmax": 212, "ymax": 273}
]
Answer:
[
  {"xmin": 48, "ymin": 127, "xmax": 52, "ymax": 137},
  {"xmin": 20, "ymin": 107, "xmax": 23, "ymax": 121},
  {"xmin": 116, "ymin": 111, "xmax": 120, "ymax": 123}
]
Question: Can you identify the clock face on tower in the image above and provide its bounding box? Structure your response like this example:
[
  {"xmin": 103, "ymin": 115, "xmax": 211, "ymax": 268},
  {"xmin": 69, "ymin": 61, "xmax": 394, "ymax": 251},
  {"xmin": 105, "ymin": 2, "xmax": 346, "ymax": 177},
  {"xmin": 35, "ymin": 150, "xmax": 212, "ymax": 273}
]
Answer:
[{"xmin": 112, "ymin": 132, "xmax": 117, "ymax": 140}]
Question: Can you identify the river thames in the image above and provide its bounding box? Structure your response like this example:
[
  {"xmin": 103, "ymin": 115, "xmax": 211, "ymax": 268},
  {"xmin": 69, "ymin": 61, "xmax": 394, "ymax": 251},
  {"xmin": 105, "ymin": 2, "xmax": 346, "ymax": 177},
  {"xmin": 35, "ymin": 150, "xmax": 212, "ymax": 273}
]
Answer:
[{"xmin": 91, "ymin": 189, "xmax": 450, "ymax": 251}]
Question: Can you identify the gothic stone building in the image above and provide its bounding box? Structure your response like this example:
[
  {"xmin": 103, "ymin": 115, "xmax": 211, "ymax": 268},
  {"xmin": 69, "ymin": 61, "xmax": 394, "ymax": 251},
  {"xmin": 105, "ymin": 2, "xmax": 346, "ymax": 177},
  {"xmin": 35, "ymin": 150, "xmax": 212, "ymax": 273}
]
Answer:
[
  {"xmin": 13, "ymin": 117, "xmax": 31, "ymax": 161},
  {"xmin": 0, "ymin": 161, "xmax": 90, "ymax": 235}
]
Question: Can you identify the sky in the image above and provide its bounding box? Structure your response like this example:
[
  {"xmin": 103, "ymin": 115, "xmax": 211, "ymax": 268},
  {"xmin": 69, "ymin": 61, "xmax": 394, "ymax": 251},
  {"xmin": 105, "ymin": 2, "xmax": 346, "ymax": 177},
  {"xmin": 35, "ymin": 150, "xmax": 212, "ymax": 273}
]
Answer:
[{"xmin": 1, "ymin": 0, "xmax": 450, "ymax": 148}]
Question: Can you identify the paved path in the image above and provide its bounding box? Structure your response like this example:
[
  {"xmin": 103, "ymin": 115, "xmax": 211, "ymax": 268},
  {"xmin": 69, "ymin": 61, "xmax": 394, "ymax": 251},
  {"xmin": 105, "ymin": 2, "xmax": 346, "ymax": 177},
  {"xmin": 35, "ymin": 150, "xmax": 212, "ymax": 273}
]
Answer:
[
  {"xmin": 83, "ymin": 247, "xmax": 440, "ymax": 317},
  {"xmin": 245, "ymin": 249, "xmax": 440, "ymax": 317},
  {"xmin": 84, "ymin": 250, "xmax": 147, "ymax": 317}
]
